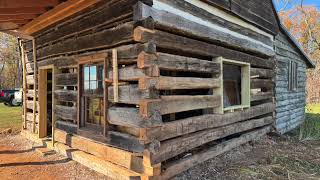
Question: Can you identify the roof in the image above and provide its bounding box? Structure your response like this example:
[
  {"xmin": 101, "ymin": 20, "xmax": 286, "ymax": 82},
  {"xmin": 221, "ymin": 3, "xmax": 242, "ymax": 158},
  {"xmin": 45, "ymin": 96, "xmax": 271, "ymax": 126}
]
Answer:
[
  {"xmin": 0, "ymin": 0, "xmax": 101, "ymax": 38},
  {"xmin": 271, "ymin": 0, "xmax": 315, "ymax": 69}
]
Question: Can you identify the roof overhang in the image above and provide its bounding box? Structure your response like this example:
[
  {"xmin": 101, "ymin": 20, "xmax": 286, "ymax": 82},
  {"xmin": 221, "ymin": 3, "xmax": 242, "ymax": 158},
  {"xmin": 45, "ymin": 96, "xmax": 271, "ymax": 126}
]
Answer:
[{"xmin": 0, "ymin": 0, "xmax": 101, "ymax": 39}]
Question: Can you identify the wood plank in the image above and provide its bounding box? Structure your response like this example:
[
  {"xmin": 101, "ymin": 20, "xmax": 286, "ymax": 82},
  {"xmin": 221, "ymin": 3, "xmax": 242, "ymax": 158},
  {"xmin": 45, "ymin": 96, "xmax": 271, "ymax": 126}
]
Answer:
[
  {"xmin": 139, "ymin": 77, "xmax": 220, "ymax": 90},
  {"xmin": 108, "ymin": 107, "xmax": 162, "ymax": 128},
  {"xmin": 108, "ymin": 84, "xmax": 159, "ymax": 105},
  {"xmin": 55, "ymin": 105, "xmax": 77, "ymax": 121},
  {"xmin": 161, "ymin": 126, "xmax": 271, "ymax": 179},
  {"xmin": 54, "ymin": 90, "xmax": 77, "ymax": 102},
  {"xmin": 0, "ymin": 7, "xmax": 47, "ymax": 15},
  {"xmin": 19, "ymin": 0, "xmax": 100, "ymax": 35},
  {"xmin": 143, "ymin": 102, "xmax": 275, "ymax": 141},
  {"xmin": 113, "ymin": 49, "xmax": 119, "ymax": 103},
  {"xmin": 133, "ymin": 27, "xmax": 274, "ymax": 68},
  {"xmin": 54, "ymin": 129, "xmax": 144, "ymax": 174},
  {"xmin": 134, "ymin": 2, "xmax": 275, "ymax": 57},
  {"xmin": 138, "ymin": 51, "xmax": 221, "ymax": 74},
  {"xmin": 140, "ymin": 95, "xmax": 221, "ymax": 117},
  {"xmin": 149, "ymin": 116, "xmax": 273, "ymax": 165},
  {"xmin": 56, "ymin": 73, "xmax": 77, "ymax": 86}
]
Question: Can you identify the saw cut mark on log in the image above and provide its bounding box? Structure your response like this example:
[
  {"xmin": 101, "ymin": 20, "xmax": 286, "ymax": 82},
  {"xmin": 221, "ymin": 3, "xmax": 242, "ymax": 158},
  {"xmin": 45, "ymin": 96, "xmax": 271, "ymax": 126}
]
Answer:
[{"xmin": 112, "ymin": 49, "xmax": 119, "ymax": 103}]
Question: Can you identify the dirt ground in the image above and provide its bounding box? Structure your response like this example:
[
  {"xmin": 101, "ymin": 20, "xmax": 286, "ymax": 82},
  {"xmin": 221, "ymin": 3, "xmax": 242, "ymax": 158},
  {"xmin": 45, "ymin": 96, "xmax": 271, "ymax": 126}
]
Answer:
[
  {"xmin": 0, "ymin": 133, "xmax": 109, "ymax": 180},
  {"xmin": 1, "ymin": 132, "xmax": 320, "ymax": 180}
]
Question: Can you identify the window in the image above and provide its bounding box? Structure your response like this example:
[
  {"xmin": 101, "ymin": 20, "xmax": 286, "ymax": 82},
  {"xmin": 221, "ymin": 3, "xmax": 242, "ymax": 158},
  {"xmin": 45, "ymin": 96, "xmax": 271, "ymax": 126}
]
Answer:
[
  {"xmin": 288, "ymin": 61, "xmax": 298, "ymax": 91},
  {"xmin": 214, "ymin": 57, "xmax": 250, "ymax": 114}
]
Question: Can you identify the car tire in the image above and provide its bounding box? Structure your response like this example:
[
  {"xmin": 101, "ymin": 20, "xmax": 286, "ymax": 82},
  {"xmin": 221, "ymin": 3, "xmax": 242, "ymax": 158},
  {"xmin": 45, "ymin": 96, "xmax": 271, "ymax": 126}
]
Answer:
[{"xmin": 9, "ymin": 96, "xmax": 19, "ymax": 106}]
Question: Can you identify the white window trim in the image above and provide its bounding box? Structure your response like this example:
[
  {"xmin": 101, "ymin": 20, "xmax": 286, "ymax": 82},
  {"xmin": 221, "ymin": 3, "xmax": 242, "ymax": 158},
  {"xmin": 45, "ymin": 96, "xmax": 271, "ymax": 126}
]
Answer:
[{"xmin": 213, "ymin": 57, "xmax": 251, "ymax": 114}]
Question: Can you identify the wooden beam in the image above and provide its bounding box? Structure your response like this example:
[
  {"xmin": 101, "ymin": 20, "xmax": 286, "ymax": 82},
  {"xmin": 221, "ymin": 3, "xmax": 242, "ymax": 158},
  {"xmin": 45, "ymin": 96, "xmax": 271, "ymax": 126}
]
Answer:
[
  {"xmin": 32, "ymin": 38, "xmax": 37, "ymax": 134},
  {"xmin": 20, "ymin": 40, "xmax": 27, "ymax": 129},
  {"xmin": 19, "ymin": 0, "xmax": 102, "ymax": 35},
  {"xmin": 0, "ymin": 7, "xmax": 47, "ymax": 15},
  {"xmin": 0, "ymin": 0, "xmax": 59, "ymax": 8}
]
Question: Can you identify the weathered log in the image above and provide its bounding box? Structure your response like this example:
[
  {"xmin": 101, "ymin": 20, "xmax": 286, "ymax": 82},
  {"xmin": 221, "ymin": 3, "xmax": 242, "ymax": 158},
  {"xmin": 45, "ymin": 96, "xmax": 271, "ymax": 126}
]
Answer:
[
  {"xmin": 251, "ymin": 92, "xmax": 273, "ymax": 102},
  {"xmin": 133, "ymin": 27, "xmax": 274, "ymax": 68},
  {"xmin": 56, "ymin": 73, "xmax": 77, "ymax": 86},
  {"xmin": 251, "ymin": 79, "xmax": 274, "ymax": 89},
  {"xmin": 55, "ymin": 105, "xmax": 77, "ymax": 121},
  {"xmin": 140, "ymin": 95, "xmax": 221, "ymax": 117},
  {"xmin": 143, "ymin": 102, "xmax": 275, "ymax": 141},
  {"xmin": 108, "ymin": 84, "xmax": 159, "ymax": 104},
  {"xmin": 251, "ymin": 68, "xmax": 274, "ymax": 79},
  {"xmin": 138, "ymin": 51, "xmax": 221, "ymax": 74},
  {"xmin": 108, "ymin": 107, "xmax": 162, "ymax": 128},
  {"xmin": 134, "ymin": 2, "xmax": 275, "ymax": 57},
  {"xmin": 161, "ymin": 126, "xmax": 271, "ymax": 179},
  {"xmin": 54, "ymin": 90, "xmax": 77, "ymax": 102},
  {"xmin": 139, "ymin": 77, "xmax": 220, "ymax": 90},
  {"xmin": 148, "ymin": 116, "xmax": 273, "ymax": 165}
]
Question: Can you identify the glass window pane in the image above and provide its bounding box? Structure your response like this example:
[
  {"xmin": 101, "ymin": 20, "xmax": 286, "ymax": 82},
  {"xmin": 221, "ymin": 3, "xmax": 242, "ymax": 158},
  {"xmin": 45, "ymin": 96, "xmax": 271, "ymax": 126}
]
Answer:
[
  {"xmin": 84, "ymin": 66, "xmax": 90, "ymax": 81},
  {"xmin": 90, "ymin": 66, "xmax": 97, "ymax": 81},
  {"xmin": 90, "ymin": 81, "xmax": 97, "ymax": 90}
]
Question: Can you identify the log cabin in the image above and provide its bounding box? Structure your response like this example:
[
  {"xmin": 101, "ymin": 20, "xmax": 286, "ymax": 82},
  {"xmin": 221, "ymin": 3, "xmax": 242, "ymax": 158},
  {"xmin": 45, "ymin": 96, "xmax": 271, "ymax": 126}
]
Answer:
[{"xmin": 0, "ymin": 0, "xmax": 314, "ymax": 179}]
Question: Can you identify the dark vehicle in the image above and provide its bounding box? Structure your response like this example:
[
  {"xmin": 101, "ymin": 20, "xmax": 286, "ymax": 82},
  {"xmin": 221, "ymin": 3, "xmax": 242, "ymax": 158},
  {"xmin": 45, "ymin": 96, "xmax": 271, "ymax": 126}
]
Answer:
[{"xmin": 0, "ymin": 89, "xmax": 22, "ymax": 106}]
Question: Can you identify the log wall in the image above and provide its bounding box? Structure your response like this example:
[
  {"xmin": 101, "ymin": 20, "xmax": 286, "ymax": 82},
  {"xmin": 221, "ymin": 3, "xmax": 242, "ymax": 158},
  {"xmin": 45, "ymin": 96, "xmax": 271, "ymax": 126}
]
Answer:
[
  {"xmin": 275, "ymin": 31, "xmax": 307, "ymax": 134},
  {"xmin": 21, "ymin": 0, "xmax": 277, "ymax": 179}
]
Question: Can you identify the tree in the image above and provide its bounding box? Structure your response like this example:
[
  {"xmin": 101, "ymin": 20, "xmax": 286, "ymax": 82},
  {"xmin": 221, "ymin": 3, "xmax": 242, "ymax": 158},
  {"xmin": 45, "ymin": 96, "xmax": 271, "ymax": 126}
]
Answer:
[
  {"xmin": 0, "ymin": 32, "xmax": 20, "ymax": 89},
  {"xmin": 279, "ymin": 5, "xmax": 320, "ymax": 103}
]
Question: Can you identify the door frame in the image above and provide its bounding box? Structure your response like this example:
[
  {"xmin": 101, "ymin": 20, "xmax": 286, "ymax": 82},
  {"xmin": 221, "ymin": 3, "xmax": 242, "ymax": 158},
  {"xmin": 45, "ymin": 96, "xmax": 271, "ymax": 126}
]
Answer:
[{"xmin": 38, "ymin": 65, "xmax": 57, "ymax": 143}]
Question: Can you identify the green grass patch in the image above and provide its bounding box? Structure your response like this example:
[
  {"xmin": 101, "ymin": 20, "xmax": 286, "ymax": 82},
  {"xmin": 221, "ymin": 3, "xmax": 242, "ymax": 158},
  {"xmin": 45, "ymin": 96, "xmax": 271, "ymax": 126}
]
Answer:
[
  {"xmin": 0, "ymin": 103, "xmax": 22, "ymax": 131},
  {"xmin": 298, "ymin": 104, "xmax": 320, "ymax": 140}
]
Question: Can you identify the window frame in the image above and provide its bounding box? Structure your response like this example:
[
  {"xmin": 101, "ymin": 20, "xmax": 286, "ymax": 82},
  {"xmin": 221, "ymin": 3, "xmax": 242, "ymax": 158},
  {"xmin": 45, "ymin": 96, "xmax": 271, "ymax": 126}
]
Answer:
[
  {"xmin": 77, "ymin": 53, "xmax": 108, "ymax": 134},
  {"xmin": 288, "ymin": 61, "xmax": 298, "ymax": 91},
  {"xmin": 214, "ymin": 57, "xmax": 251, "ymax": 114}
]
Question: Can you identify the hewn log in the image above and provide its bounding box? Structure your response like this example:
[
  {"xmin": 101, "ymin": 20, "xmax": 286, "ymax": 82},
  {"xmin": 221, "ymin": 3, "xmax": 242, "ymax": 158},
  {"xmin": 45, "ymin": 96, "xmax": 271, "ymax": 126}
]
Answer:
[
  {"xmin": 54, "ymin": 90, "xmax": 77, "ymax": 102},
  {"xmin": 55, "ymin": 129, "xmax": 144, "ymax": 173},
  {"xmin": 56, "ymin": 73, "xmax": 77, "ymax": 86},
  {"xmin": 55, "ymin": 105, "xmax": 77, "ymax": 121},
  {"xmin": 133, "ymin": 27, "xmax": 274, "ymax": 68},
  {"xmin": 149, "ymin": 116, "xmax": 273, "ymax": 165},
  {"xmin": 251, "ymin": 92, "xmax": 273, "ymax": 102},
  {"xmin": 251, "ymin": 68, "xmax": 274, "ymax": 79},
  {"xmin": 251, "ymin": 79, "xmax": 274, "ymax": 89},
  {"xmin": 140, "ymin": 95, "xmax": 221, "ymax": 117},
  {"xmin": 138, "ymin": 51, "xmax": 220, "ymax": 74},
  {"xmin": 161, "ymin": 126, "xmax": 271, "ymax": 179},
  {"xmin": 108, "ymin": 107, "xmax": 162, "ymax": 128},
  {"xmin": 139, "ymin": 77, "xmax": 220, "ymax": 90},
  {"xmin": 143, "ymin": 102, "xmax": 275, "ymax": 141},
  {"xmin": 108, "ymin": 84, "xmax": 159, "ymax": 104},
  {"xmin": 26, "ymin": 112, "xmax": 39, "ymax": 123},
  {"xmin": 107, "ymin": 65, "xmax": 159, "ymax": 82},
  {"xmin": 134, "ymin": 2, "xmax": 275, "ymax": 57},
  {"xmin": 55, "ymin": 120, "xmax": 77, "ymax": 134},
  {"xmin": 37, "ymin": 22, "xmax": 135, "ymax": 59}
]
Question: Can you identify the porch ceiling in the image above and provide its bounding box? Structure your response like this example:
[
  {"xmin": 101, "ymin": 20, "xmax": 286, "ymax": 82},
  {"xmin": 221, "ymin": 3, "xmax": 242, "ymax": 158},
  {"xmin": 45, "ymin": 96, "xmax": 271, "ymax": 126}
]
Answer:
[{"xmin": 0, "ymin": 0, "xmax": 63, "ymax": 32}]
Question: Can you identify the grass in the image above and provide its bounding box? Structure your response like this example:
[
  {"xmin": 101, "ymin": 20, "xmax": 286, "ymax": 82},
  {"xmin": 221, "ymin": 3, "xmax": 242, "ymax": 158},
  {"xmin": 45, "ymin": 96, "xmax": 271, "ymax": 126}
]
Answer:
[
  {"xmin": 0, "ymin": 103, "xmax": 22, "ymax": 131},
  {"xmin": 299, "ymin": 104, "xmax": 320, "ymax": 141}
]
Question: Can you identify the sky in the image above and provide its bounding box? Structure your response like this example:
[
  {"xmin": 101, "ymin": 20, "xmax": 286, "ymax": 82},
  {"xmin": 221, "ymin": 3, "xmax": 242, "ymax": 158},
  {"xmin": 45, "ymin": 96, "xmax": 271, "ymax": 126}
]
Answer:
[{"xmin": 273, "ymin": 0, "xmax": 320, "ymax": 11}]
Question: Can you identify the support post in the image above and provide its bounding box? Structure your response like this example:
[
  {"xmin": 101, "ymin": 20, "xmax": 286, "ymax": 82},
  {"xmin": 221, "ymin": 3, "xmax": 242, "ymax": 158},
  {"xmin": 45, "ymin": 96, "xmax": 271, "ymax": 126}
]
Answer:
[
  {"xmin": 20, "ymin": 40, "xmax": 27, "ymax": 129},
  {"xmin": 32, "ymin": 38, "xmax": 38, "ymax": 133}
]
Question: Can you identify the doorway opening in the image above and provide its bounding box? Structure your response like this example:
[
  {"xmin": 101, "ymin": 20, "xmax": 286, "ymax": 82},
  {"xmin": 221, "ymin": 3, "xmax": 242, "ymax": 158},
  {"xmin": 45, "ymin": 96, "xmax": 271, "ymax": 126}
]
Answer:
[{"xmin": 39, "ymin": 67, "xmax": 54, "ymax": 138}]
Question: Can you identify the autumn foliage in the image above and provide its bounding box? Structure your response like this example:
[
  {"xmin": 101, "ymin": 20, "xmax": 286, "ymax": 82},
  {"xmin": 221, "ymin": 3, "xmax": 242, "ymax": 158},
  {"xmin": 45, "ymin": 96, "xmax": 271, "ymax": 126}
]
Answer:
[{"xmin": 279, "ymin": 6, "xmax": 320, "ymax": 103}]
